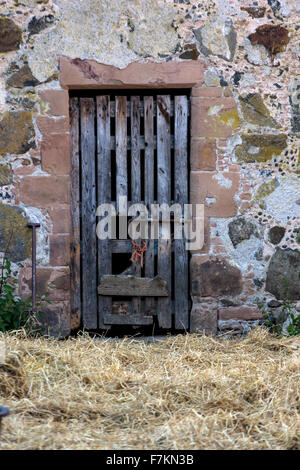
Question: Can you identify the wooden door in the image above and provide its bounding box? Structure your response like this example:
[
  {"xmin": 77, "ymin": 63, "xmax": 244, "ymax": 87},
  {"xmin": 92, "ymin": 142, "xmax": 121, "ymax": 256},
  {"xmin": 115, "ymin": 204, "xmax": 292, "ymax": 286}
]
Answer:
[{"xmin": 70, "ymin": 92, "xmax": 190, "ymax": 330}]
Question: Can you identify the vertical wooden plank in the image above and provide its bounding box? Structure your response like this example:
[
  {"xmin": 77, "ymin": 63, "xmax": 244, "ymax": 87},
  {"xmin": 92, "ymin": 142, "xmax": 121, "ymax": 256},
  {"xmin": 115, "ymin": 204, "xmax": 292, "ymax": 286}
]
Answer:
[
  {"xmin": 157, "ymin": 95, "xmax": 172, "ymax": 328},
  {"xmin": 131, "ymin": 96, "xmax": 141, "ymax": 203},
  {"xmin": 96, "ymin": 96, "xmax": 112, "ymax": 329},
  {"xmin": 130, "ymin": 96, "xmax": 141, "ymax": 314},
  {"xmin": 69, "ymin": 97, "xmax": 81, "ymax": 328},
  {"xmin": 144, "ymin": 96, "xmax": 155, "ymax": 316},
  {"xmin": 144, "ymin": 96, "xmax": 154, "ymax": 206},
  {"xmin": 80, "ymin": 97, "xmax": 97, "ymax": 329},
  {"xmin": 174, "ymin": 96, "xmax": 189, "ymax": 329},
  {"xmin": 115, "ymin": 96, "xmax": 127, "ymax": 200}
]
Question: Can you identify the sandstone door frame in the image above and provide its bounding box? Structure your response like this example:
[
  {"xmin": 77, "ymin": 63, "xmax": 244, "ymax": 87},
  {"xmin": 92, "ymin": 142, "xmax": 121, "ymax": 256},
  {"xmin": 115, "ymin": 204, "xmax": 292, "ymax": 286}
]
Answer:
[{"xmin": 55, "ymin": 57, "xmax": 229, "ymax": 332}]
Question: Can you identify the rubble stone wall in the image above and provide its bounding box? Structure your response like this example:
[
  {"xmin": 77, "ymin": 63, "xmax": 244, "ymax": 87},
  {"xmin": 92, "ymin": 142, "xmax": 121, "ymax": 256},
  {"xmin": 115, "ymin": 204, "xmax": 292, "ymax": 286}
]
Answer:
[{"xmin": 0, "ymin": 0, "xmax": 299, "ymax": 336}]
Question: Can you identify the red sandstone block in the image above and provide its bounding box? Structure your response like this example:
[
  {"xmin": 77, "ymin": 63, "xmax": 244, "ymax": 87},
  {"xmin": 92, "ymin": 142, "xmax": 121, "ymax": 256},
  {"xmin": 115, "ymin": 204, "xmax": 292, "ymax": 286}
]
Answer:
[
  {"xmin": 211, "ymin": 237, "xmax": 223, "ymax": 245},
  {"xmin": 192, "ymin": 87, "xmax": 223, "ymax": 98},
  {"xmin": 36, "ymin": 116, "xmax": 69, "ymax": 135},
  {"xmin": 229, "ymin": 164, "xmax": 240, "ymax": 172},
  {"xmin": 60, "ymin": 56, "xmax": 204, "ymax": 90},
  {"xmin": 190, "ymin": 300, "xmax": 218, "ymax": 334},
  {"xmin": 191, "ymin": 139, "xmax": 216, "ymax": 171},
  {"xmin": 39, "ymin": 89, "xmax": 69, "ymax": 116},
  {"xmin": 219, "ymin": 306, "xmax": 262, "ymax": 321},
  {"xmin": 41, "ymin": 300, "xmax": 70, "ymax": 338},
  {"xmin": 48, "ymin": 206, "xmax": 70, "ymax": 234},
  {"xmin": 212, "ymin": 246, "xmax": 227, "ymax": 255},
  {"xmin": 223, "ymin": 87, "xmax": 233, "ymax": 97},
  {"xmin": 245, "ymin": 272, "xmax": 255, "ymax": 279},
  {"xmin": 190, "ymin": 171, "xmax": 240, "ymax": 218},
  {"xmin": 20, "ymin": 176, "xmax": 70, "ymax": 206},
  {"xmin": 191, "ymin": 97, "xmax": 239, "ymax": 139},
  {"xmin": 50, "ymin": 234, "xmax": 70, "ymax": 266},
  {"xmin": 189, "ymin": 216, "xmax": 210, "ymax": 254},
  {"xmin": 239, "ymin": 192, "xmax": 252, "ymax": 201},
  {"xmin": 19, "ymin": 267, "xmax": 70, "ymax": 301},
  {"xmin": 240, "ymin": 201, "xmax": 252, "ymax": 213},
  {"xmin": 14, "ymin": 166, "xmax": 35, "ymax": 176},
  {"xmin": 41, "ymin": 133, "xmax": 70, "ymax": 175}
]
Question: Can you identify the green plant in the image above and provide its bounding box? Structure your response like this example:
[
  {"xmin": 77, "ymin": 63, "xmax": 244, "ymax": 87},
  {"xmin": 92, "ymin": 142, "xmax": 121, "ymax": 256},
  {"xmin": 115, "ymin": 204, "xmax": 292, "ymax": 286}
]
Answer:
[
  {"xmin": 286, "ymin": 313, "xmax": 300, "ymax": 336},
  {"xmin": 258, "ymin": 298, "xmax": 300, "ymax": 336},
  {"xmin": 0, "ymin": 256, "xmax": 31, "ymax": 332},
  {"xmin": 0, "ymin": 255, "xmax": 52, "ymax": 333}
]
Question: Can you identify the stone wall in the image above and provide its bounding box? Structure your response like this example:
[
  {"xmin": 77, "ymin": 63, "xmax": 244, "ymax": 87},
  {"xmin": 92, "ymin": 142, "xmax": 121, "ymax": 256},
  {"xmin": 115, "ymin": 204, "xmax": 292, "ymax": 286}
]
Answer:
[{"xmin": 0, "ymin": 0, "xmax": 299, "ymax": 336}]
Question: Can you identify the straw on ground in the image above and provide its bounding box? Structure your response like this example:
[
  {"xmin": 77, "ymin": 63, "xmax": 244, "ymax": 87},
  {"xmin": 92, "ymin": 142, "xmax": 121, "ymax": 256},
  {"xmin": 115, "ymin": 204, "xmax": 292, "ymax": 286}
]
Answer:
[{"xmin": 0, "ymin": 328, "xmax": 299, "ymax": 450}]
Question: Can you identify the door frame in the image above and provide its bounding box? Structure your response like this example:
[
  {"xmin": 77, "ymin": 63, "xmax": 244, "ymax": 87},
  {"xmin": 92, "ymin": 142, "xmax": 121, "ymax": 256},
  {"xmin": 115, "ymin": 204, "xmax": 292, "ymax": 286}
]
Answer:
[{"xmin": 60, "ymin": 57, "xmax": 216, "ymax": 331}]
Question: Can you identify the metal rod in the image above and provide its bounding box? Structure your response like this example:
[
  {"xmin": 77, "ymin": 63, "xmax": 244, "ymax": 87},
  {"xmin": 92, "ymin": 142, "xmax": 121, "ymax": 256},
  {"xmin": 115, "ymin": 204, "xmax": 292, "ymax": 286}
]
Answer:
[
  {"xmin": 27, "ymin": 223, "xmax": 40, "ymax": 314},
  {"xmin": 0, "ymin": 406, "xmax": 10, "ymax": 434}
]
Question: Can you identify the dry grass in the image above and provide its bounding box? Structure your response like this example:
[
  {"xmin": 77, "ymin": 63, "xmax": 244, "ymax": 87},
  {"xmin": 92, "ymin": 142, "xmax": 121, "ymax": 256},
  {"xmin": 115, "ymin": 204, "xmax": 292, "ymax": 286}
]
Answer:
[{"xmin": 0, "ymin": 327, "xmax": 299, "ymax": 450}]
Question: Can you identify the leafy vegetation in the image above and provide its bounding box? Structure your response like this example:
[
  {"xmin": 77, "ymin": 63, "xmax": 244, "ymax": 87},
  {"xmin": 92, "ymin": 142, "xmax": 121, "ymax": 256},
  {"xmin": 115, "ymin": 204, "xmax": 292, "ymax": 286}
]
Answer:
[
  {"xmin": 0, "ymin": 256, "xmax": 49, "ymax": 333},
  {"xmin": 0, "ymin": 256, "xmax": 31, "ymax": 332},
  {"xmin": 260, "ymin": 229, "xmax": 300, "ymax": 336}
]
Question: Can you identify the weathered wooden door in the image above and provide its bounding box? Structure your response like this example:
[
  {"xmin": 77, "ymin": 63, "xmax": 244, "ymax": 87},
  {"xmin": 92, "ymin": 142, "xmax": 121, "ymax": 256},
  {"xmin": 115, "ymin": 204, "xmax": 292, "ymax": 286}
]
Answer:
[{"xmin": 70, "ymin": 91, "xmax": 190, "ymax": 330}]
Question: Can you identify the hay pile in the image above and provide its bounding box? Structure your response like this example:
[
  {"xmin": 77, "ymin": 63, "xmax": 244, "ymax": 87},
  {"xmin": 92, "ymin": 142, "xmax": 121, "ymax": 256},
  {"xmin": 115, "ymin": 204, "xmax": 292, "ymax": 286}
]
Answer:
[{"xmin": 0, "ymin": 328, "xmax": 299, "ymax": 450}]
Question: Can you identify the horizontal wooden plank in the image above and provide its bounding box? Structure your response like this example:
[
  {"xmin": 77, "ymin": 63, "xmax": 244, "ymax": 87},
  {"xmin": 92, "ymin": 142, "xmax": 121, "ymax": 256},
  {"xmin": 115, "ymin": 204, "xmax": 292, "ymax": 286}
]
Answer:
[
  {"xmin": 110, "ymin": 239, "xmax": 132, "ymax": 253},
  {"xmin": 98, "ymin": 275, "xmax": 169, "ymax": 296},
  {"xmin": 103, "ymin": 314, "xmax": 153, "ymax": 325},
  {"xmin": 107, "ymin": 100, "xmax": 190, "ymax": 118},
  {"xmin": 110, "ymin": 135, "xmax": 174, "ymax": 150}
]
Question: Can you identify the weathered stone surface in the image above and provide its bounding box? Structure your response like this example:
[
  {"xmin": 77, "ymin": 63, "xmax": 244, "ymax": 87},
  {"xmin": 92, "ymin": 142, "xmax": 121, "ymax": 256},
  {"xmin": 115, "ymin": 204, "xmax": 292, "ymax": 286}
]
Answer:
[
  {"xmin": 235, "ymin": 134, "xmax": 287, "ymax": 163},
  {"xmin": 218, "ymin": 319, "xmax": 259, "ymax": 335},
  {"xmin": 0, "ymin": 17, "xmax": 22, "ymax": 52},
  {"xmin": 39, "ymin": 301, "xmax": 70, "ymax": 338},
  {"xmin": 241, "ymin": 6, "xmax": 266, "ymax": 18},
  {"xmin": 261, "ymin": 176, "xmax": 300, "ymax": 223},
  {"xmin": 191, "ymin": 171, "xmax": 240, "ymax": 218},
  {"xmin": 268, "ymin": 299, "xmax": 282, "ymax": 308},
  {"xmin": 191, "ymin": 257, "xmax": 242, "ymax": 297},
  {"xmin": 248, "ymin": 25, "xmax": 289, "ymax": 56},
  {"xmin": 191, "ymin": 96, "xmax": 240, "ymax": 139},
  {"xmin": 7, "ymin": 65, "xmax": 40, "ymax": 88},
  {"xmin": 36, "ymin": 116, "xmax": 69, "ymax": 135},
  {"xmin": 239, "ymin": 93, "xmax": 279, "ymax": 128},
  {"xmin": 266, "ymin": 248, "xmax": 300, "ymax": 300},
  {"xmin": 28, "ymin": 0, "xmax": 179, "ymax": 81},
  {"xmin": 190, "ymin": 299, "xmax": 218, "ymax": 334},
  {"xmin": 289, "ymin": 77, "xmax": 300, "ymax": 133},
  {"xmin": 274, "ymin": 0, "xmax": 300, "ymax": 17},
  {"xmin": 49, "ymin": 234, "xmax": 70, "ymax": 266},
  {"xmin": 19, "ymin": 267, "xmax": 70, "ymax": 301},
  {"xmin": 0, "ymin": 204, "xmax": 31, "ymax": 262},
  {"xmin": 48, "ymin": 206, "xmax": 70, "ymax": 234},
  {"xmin": 219, "ymin": 306, "xmax": 262, "ymax": 320},
  {"xmin": 191, "ymin": 139, "xmax": 216, "ymax": 171},
  {"xmin": 0, "ymin": 165, "xmax": 13, "ymax": 186},
  {"xmin": 244, "ymin": 37, "xmax": 270, "ymax": 66},
  {"xmin": 228, "ymin": 216, "xmax": 260, "ymax": 248},
  {"xmin": 39, "ymin": 89, "xmax": 69, "ymax": 116},
  {"xmin": 268, "ymin": 305, "xmax": 289, "ymax": 323},
  {"xmin": 0, "ymin": 112, "xmax": 35, "ymax": 155},
  {"xmin": 60, "ymin": 57, "xmax": 204, "ymax": 90},
  {"xmin": 20, "ymin": 176, "xmax": 70, "ymax": 206},
  {"xmin": 41, "ymin": 133, "xmax": 70, "ymax": 175},
  {"xmin": 193, "ymin": 16, "xmax": 236, "ymax": 62},
  {"xmin": 254, "ymin": 179, "xmax": 279, "ymax": 209},
  {"xmin": 179, "ymin": 43, "xmax": 199, "ymax": 60},
  {"xmin": 28, "ymin": 14, "xmax": 55, "ymax": 35},
  {"xmin": 269, "ymin": 226, "xmax": 286, "ymax": 245},
  {"xmin": 204, "ymin": 67, "xmax": 220, "ymax": 87}
]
